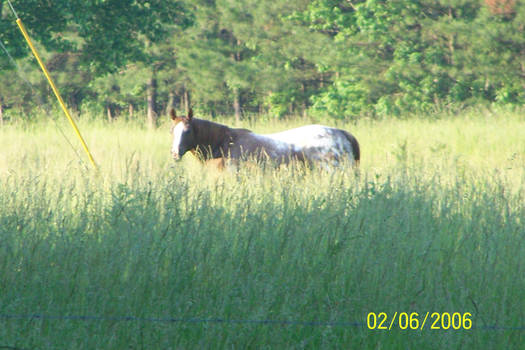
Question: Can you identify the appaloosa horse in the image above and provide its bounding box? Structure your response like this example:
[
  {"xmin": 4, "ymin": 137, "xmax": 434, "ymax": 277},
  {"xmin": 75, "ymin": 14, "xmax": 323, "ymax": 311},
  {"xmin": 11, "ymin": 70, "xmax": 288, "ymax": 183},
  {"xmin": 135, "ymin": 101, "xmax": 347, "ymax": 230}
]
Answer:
[{"xmin": 170, "ymin": 108, "xmax": 360, "ymax": 168}]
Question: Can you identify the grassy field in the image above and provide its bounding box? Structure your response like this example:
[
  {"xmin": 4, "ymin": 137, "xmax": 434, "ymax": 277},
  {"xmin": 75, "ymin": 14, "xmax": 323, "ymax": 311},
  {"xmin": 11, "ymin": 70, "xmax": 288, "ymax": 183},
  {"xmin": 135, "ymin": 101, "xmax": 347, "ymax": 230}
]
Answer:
[{"xmin": 0, "ymin": 109, "xmax": 524, "ymax": 349}]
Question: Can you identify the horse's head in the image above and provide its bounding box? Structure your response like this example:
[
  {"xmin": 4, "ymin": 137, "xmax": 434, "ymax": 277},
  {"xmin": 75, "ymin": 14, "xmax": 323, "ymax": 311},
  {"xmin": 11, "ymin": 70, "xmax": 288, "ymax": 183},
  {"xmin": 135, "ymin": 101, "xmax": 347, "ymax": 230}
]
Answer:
[{"xmin": 170, "ymin": 108, "xmax": 196, "ymax": 160}]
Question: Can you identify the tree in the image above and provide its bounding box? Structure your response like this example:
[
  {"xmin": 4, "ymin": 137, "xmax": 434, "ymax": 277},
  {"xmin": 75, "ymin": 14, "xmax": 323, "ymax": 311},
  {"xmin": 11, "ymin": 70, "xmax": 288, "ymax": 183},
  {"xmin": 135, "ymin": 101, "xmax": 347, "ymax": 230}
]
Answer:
[
  {"xmin": 292, "ymin": 0, "xmax": 525, "ymax": 117},
  {"xmin": 1, "ymin": 0, "xmax": 191, "ymax": 123},
  {"xmin": 3, "ymin": 0, "xmax": 525, "ymax": 121},
  {"xmin": 172, "ymin": 0, "xmax": 257, "ymax": 121}
]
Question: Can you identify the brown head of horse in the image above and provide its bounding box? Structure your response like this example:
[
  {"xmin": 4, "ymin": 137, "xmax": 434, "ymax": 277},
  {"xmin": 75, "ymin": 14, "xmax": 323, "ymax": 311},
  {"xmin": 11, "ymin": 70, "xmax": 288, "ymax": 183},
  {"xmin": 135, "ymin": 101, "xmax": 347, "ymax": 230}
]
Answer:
[{"xmin": 170, "ymin": 108, "xmax": 360, "ymax": 168}]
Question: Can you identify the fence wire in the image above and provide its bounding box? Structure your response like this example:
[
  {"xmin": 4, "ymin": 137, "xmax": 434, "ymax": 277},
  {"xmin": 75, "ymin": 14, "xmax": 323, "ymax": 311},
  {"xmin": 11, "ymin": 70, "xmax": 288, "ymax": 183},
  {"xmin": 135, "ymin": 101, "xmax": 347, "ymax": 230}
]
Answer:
[
  {"xmin": 0, "ymin": 313, "xmax": 524, "ymax": 331},
  {"xmin": 0, "ymin": 313, "xmax": 362, "ymax": 327}
]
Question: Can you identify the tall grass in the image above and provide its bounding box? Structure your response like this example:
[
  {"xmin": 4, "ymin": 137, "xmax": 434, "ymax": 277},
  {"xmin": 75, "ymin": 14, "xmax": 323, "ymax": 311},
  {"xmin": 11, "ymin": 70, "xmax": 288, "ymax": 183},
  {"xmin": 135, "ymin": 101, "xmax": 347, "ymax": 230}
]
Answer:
[{"xmin": 0, "ymin": 110, "xmax": 524, "ymax": 348}]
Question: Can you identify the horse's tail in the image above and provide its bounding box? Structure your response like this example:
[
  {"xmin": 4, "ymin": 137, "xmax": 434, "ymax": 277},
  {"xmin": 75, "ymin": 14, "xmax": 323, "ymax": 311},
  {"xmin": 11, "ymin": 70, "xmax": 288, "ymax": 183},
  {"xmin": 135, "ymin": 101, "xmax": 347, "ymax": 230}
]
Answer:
[{"xmin": 341, "ymin": 130, "xmax": 360, "ymax": 167}]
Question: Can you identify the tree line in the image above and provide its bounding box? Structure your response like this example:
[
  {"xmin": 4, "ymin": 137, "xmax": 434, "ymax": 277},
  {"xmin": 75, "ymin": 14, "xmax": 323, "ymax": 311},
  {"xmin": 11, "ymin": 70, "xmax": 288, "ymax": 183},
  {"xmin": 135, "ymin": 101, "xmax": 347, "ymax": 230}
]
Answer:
[{"xmin": 1, "ymin": 0, "xmax": 524, "ymax": 125}]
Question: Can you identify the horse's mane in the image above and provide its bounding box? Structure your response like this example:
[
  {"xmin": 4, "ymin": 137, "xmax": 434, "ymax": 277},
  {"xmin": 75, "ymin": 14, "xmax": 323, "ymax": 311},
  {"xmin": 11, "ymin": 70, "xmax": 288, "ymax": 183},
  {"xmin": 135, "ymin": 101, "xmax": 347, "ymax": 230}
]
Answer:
[
  {"xmin": 191, "ymin": 118, "xmax": 251, "ymax": 158},
  {"xmin": 192, "ymin": 119, "xmax": 231, "ymax": 145}
]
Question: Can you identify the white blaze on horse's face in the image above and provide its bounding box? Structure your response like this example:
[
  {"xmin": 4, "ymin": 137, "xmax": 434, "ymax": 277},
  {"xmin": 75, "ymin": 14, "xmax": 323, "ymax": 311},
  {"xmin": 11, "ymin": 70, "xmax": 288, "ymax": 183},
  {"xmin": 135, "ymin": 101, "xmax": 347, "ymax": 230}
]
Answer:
[{"xmin": 171, "ymin": 121, "xmax": 190, "ymax": 160}]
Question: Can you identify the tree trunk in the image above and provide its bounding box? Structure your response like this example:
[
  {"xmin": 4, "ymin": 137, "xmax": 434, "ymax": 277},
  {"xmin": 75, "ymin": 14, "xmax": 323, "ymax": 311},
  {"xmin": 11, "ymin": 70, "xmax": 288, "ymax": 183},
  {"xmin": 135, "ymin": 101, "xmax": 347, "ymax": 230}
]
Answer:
[
  {"xmin": 0, "ymin": 97, "xmax": 3, "ymax": 126},
  {"xmin": 233, "ymin": 87, "xmax": 241, "ymax": 123},
  {"xmin": 448, "ymin": 33, "xmax": 455, "ymax": 65},
  {"xmin": 184, "ymin": 88, "xmax": 190, "ymax": 114},
  {"xmin": 166, "ymin": 91, "xmax": 175, "ymax": 116},
  {"xmin": 301, "ymin": 83, "xmax": 307, "ymax": 118},
  {"xmin": 128, "ymin": 103, "xmax": 134, "ymax": 119},
  {"xmin": 107, "ymin": 105, "xmax": 113, "ymax": 122},
  {"xmin": 231, "ymin": 43, "xmax": 242, "ymax": 123},
  {"xmin": 147, "ymin": 74, "xmax": 158, "ymax": 128}
]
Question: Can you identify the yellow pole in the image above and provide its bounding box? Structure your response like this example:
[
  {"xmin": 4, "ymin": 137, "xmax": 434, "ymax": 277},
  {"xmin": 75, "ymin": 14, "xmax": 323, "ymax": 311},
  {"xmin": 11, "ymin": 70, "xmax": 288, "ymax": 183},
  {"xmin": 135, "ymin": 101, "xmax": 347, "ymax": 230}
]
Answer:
[{"xmin": 15, "ymin": 18, "xmax": 98, "ymax": 171}]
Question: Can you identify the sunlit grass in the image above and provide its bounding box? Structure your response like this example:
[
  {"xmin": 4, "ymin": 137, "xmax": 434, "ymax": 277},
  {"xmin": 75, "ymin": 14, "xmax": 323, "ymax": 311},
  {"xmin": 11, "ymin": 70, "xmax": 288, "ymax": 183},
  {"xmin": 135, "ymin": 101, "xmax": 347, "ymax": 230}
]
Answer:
[{"xmin": 0, "ymin": 110, "xmax": 524, "ymax": 348}]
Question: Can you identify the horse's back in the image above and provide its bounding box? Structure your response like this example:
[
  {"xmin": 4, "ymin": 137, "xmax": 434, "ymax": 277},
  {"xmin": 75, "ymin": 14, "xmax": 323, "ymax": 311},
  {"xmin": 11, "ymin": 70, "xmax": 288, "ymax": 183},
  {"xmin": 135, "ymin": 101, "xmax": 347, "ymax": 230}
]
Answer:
[
  {"xmin": 264, "ymin": 125, "xmax": 359, "ymax": 165},
  {"xmin": 228, "ymin": 129, "xmax": 291, "ymax": 161}
]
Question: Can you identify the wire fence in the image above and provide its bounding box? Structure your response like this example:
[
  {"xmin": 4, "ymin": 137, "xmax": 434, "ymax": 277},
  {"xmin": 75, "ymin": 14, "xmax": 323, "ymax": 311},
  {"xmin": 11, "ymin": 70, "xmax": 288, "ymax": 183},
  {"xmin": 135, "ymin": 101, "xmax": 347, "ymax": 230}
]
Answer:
[
  {"xmin": 1, "ymin": 313, "xmax": 524, "ymax": 331},
  {"xmin": 0, "ymin": 313, "xmax": 361, "ymax": 327}
]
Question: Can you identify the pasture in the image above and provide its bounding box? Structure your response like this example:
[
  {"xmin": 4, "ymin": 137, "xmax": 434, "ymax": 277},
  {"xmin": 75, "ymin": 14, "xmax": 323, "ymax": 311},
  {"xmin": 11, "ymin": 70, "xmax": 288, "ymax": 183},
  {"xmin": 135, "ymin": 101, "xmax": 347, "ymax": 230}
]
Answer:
[{"xmin": 0, "ymin": 109, "xmax": 524, "ymax": 348}]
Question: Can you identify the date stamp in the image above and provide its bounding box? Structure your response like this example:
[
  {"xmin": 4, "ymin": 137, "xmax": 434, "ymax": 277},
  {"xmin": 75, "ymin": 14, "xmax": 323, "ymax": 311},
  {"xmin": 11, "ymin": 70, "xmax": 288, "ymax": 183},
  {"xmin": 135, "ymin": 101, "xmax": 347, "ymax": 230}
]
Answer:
[{"xmin": 367, "ymin": 312, "xmax": 472, "ymax": 330}]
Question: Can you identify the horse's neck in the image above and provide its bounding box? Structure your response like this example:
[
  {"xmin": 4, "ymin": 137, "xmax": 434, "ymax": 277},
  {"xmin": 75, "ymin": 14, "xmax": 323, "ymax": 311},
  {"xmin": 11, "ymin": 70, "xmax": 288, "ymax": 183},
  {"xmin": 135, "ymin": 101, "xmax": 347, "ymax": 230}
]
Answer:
[{"xmin": 192, "ymin": 119, "xmax": 232, "ymax": 158}]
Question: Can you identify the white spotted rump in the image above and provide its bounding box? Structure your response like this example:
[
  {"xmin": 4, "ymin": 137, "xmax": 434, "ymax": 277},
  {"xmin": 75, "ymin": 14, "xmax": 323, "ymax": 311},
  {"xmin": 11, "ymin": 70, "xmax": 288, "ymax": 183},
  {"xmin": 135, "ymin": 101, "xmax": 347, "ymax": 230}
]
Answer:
[{"xmin": 263, "ymin": 125, "xmax": 357, "ymax": 166}]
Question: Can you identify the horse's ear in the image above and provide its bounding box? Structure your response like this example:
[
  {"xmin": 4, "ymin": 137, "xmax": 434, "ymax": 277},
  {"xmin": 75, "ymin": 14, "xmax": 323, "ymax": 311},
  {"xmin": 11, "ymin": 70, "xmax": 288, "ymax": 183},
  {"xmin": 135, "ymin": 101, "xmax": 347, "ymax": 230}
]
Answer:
[
  {"xmin": 170, "ymin": 108, "xmax": 176, "ymax": 121},
  {"xmin": 187, "ymin": 107, "xmax": 193, "ymax": 120}
]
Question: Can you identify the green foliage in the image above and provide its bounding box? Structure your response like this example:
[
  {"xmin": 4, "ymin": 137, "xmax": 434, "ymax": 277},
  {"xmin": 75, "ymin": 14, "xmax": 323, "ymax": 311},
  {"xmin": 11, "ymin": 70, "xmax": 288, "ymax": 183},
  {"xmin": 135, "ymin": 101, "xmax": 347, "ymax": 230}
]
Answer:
[
  {"xmin": 1, "ymin": 1, "xmax": 191, "ymax": 73},
  {"xmin": 1, "ymin": 0, "xmax": 525, "ymax": 119},
  {"xmin": 298, "ymin": 0, "xmax": 525, "ymax": 117}
]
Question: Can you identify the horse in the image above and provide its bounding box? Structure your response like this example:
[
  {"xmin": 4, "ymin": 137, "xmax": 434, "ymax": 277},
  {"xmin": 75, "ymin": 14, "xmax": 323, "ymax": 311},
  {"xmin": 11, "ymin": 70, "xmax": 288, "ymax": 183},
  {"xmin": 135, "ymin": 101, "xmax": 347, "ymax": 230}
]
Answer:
[{"xmin": 170, "ymin": 108, "xmax": 360, "ymax": 169}]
